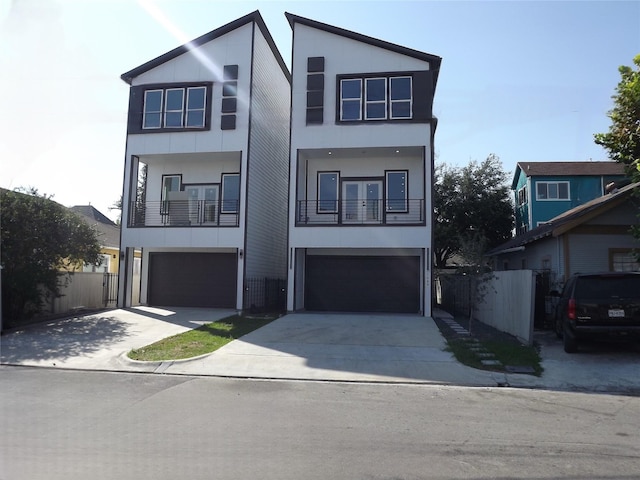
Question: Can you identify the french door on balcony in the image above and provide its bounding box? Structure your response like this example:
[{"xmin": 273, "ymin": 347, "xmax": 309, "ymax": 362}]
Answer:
[
  {"xmin": 186, "ymin": 185, "xmax": 219, "ymax": 225},
  {"xmin": 342, "ymin": 180, "xmax": 383, "ymax": 224}
]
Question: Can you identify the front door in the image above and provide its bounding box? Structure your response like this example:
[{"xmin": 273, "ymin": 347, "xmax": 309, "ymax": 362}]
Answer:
[
  {"xmin": 185, "ymin": 185, "xmax": 219, "ymax": 225},
  {"xmin": 342, "ymin": 180, "xmax": 383, "ymax": 224}
]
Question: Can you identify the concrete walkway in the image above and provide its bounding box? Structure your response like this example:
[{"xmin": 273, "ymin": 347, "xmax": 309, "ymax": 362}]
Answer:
[{"xmin": 2, "ymin": 307, "xmax": 639, "ymax": 393}]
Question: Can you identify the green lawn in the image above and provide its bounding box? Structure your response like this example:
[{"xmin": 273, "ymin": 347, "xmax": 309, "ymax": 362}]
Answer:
[
  {"xmin": 446, "ymin": 338, "xmax": 543, "ymax": 376},
  {"xmin": 127, "ymin": 314, "xmax": 279, "ymax": 362}
]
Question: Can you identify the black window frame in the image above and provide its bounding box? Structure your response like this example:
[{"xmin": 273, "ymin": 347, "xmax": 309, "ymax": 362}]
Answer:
[
  {"xmin": 317, "ymin": 171, "xmax": 339, "ymax": 214},
  {"xmin": 221, "ymin": 173, "xmax": 240, "ymax": 214},
  {"xmin": 385, "ymin": 170, "xmax": 409, "ymax": 213},
  {"xmin": 338, "ymin": 73, "xmax": 414, "ymax": 123},
  {"xmin": 129, "ymin": 82, "xmax": 213, "ymax": 134}
]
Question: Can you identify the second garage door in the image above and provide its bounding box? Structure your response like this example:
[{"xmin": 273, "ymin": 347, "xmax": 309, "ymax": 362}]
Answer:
[
  {"xmin": 305, "ymin": 255, "xmax": 420, "ymax": 313},
  {"xmin": 148, "ymin": 252, "xmax": 237, "ymax": 308}
]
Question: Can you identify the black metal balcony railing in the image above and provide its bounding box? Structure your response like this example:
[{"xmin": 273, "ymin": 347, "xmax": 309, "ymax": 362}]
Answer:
[
  {"xmin": 128, "ymin": 200, "xmax": 239, "ymax": 227},
  {"xmin": 296, "ymin": 199, "xmax": 425, "ymax": 226}
]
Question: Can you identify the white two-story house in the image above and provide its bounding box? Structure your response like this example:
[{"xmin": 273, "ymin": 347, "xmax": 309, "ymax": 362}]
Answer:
[
  {"xmin": 285, "ymin": 13, "xmax": 441, "ymax": 316},
  {"xmin": 117, "ymin": 11, "xmax": 290, "ymax": 311}
]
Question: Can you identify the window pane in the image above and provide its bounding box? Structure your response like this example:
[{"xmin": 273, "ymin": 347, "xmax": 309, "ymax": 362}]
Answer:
[
  {"xmin": 222, "ymin": 174, "xmax": 240, "ymax": 213},
  {"xmin": 558, "ymin": 182, "xmax": 569, "ymax": 199},
  {"xmin": 342, "ymin": 100, "xmax": 361, "ymax": 121},
  {"xmin": 366, "ymin": 103, "xmax": 386, "ymax": 119},
  {"xmin": 341, "ymin": 79, "xmax": 361, "ymax": 99},
  {"xmin": 165, "ymin": 89, "xmax": 184, "ymax": 111},
  {"xmin": 165, "ymin": 111, "xmax": 183, "ymax": 127},
  {"xmin": 318, "ymin": 173, "xmax": 338, "ymax": 212},
  {"xmin": 143, "ymin": 113, "xmax": 161, "ymax": 129},
  {"xmin": 187, "ymin": 87, "xmax": 205, "ymax": 109},
  {"xmin": 186, "ymin": 110, "xmax": 204, "ymax": 127},
  {"xmin": 144, "ymin": 90, "xmax": 162, "ymax": 112},
  {"xmin": 390, "ymin": 77, "xmax": 411, "ymax": 100},
  {"xmin": 387, "ymin": 172, "xmax": 407, "ymax": 211},
  {"xmin": 143, "ymin": 90, "xmax": 162, "ymax": 128},
  {"xmin": 537, "ymin": 183, "xmax": 547, "ymax": 199},
  {"xmin": 366, "ymin": 78, "xmax": 385, "ymax": 101},
  {"xmin": 391, "ymin": 101, "xmax": 411, "ymax": 118},
  {"xmin": 548, "ymin": 183, "xmax": 558, "ymax": 199}
]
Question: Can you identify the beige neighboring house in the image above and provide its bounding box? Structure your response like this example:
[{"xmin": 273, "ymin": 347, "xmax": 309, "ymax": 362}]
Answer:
[{"xmin": 69, "ymin": 205, "xmax": 121, "ymax": 274}]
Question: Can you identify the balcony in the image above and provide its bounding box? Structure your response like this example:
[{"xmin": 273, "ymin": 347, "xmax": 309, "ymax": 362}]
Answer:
[
  {"xmin": 127, "ymin": 201, "xmax": 239, "ymax": 227},
  {"xmin": 296, "ymin": 199, "xmax": 425, "ymax": 226}
]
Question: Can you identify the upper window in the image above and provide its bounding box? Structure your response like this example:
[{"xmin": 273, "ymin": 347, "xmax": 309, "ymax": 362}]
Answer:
[
  {"xmin": 339, "ymin": 75, "xmax": 412, "ymax": 122},
  {"xmin": 536, "ymin": 181, "xmax": 569, "ymax": 201},
  {"xmin": 517, "ymin": 185, "xmax": 527, "ymax": 205},
  {"xmin": 318, "ymin": 172, "xmax": 339, "ymax": 213},
  {"xmin": 386, "ymin": 171, "xmax": 408, "ymax": 212},
  {"xmin": 161, "ymin": 174, "xmax": 181, "ymax": 214},
  {"xmin": 221, "ymin": 174, "xmax": 240, "ymax": 214},
  {"xmin": 143, "ymin": 85, "xmax": 208, "ymax": 130}
]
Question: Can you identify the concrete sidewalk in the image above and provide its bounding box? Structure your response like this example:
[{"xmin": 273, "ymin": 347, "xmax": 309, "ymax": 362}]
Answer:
[{"xmin": 2, "ymin": 307, "xmax": 639, "ymax": 393}]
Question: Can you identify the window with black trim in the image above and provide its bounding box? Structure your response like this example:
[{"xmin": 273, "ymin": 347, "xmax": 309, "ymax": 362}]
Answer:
[
  {"xmin": 536, "ymin": 181, "xmax": 569, "ymax": 200},
  {"xmin": 339, "ymin": 75, "xmax": 412, "ymax": 122},
  {"xmin": 161, "ymin": 174, "xmax": 181, "ymax": 213},
  {"xmin": 140, "ymin": 84, "xmax": 210, "ymax": 131},
  {"xmin": 221, "ymin": 174, "xmax": 240, "ymax": 213},
  {"xmin": 386, "ymin": 171, "xmax": 408, "ymax": 212},
  {"xmin": 318, "ymin": 172, "xmax": 339, "ymax": 213}
]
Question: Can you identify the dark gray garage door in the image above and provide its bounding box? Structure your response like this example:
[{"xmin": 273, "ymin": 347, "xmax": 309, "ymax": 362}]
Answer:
[
  {"xmin": 148, "ymin": 253, "xmax": 237, "ymax": 308},
  {"xmin": 305, "ymin": 255, "xmax": 420, "ymax": 313}
]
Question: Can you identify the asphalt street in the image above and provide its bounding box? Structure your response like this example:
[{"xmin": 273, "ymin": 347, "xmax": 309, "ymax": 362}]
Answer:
[{"xmin": 2, "ymin": 367, "xmax": 639, "ymax": 480}]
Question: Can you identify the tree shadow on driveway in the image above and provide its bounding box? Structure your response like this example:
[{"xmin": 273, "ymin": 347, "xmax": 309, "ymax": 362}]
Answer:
[{"xmin": 0, "ymin": 314, "xmax": 131, "ymax": 365}]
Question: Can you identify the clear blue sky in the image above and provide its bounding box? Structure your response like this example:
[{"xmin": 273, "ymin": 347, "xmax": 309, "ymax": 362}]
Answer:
[{"xmin": 1, "ymin": 0, "xmax": 638, "ymax": 221}]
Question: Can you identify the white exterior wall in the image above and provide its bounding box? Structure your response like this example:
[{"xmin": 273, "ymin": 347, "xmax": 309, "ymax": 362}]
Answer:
[
  {"xmin": 288, "ymin": 22, "xmax": 434, "ymax": 249},
  {"xmin": 290, "ymin": 24, "xmax": 432, "ymax": 148},
  {"xmin": 118, "ymin": 20, "xmax": 288, "ymax": 310},
  {"xmin": 243, "ymin": 25, "xmax": 290, "ymax": 279},
  {"xmin": 287, "ymin": 22, "xmax": 435, "ymax": 316}
]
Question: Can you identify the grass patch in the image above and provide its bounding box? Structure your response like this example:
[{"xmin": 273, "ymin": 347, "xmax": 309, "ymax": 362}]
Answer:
[
  {"xmin": 128, "ymin": 314, "xmax": 279, "ymax": 362},
  {"xmin": 446, "ymin": 338, "xmax": 543, "ymax": 376}
]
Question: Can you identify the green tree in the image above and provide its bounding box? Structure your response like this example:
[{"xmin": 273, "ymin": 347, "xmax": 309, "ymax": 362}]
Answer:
[
  {"xmin": 433, "ymin": 154, "xmax": 514, "ymax": 269},
  {"xmin": 1, "ymin": 188, "xmax": 102, "ymax": 326},
  {"xmin": 594, "ymin": 54, "xmax": 640, "ymax": 180},
  {"xmin": 594, "ymin": 55, "xmax": 640, "ymax": 254}
]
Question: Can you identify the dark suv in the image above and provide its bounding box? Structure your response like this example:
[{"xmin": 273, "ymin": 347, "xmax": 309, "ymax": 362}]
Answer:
[{"xmin": 554, "ymin": 272, "xmax": 640, "ymax": 353}]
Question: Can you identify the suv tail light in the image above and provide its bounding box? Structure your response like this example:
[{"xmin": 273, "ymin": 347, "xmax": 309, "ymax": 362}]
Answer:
[{"xmin": 568, "ymin": 298, "xmax": 576, "ymax": 320}]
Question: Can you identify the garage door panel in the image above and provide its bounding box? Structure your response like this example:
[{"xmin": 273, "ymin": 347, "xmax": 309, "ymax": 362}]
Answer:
[
  {"xmin": 149, "ymin": 253, "xmax": 237, "ymax": 308},
  {"xmin": 305, "ymin": 256, "xmax": 420, "ymax": 313}
]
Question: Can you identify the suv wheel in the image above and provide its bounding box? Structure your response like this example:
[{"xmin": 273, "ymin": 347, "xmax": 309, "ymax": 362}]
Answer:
[{"xmin": 563, "ymin": 323, "xmax": 578, "ymax": 353}]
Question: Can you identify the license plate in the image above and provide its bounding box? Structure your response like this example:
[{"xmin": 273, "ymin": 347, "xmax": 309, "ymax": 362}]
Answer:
[{"xmin": 608, "ymin": 309, "xmax": 625, "ymax": 318}]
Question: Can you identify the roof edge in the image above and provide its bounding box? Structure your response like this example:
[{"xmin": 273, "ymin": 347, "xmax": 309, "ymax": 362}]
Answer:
[
  {"xmin": 121, "ymin": 10, "xmax": 290, "ymax": 84},
  {"xmin": 285, "ymin": 12, "xmax": 441, "ymax": 83}
]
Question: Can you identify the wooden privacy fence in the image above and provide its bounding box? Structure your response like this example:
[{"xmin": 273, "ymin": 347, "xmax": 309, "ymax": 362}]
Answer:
[
  {"xmin": 436, "ymin": 270, "xmax": 535, "ymax": 345},
  {"xmin": 45, "ymin": 272, "xmax": 118, "ymax": 315}
]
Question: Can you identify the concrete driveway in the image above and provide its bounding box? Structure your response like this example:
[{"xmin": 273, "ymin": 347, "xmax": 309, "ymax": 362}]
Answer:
[{"xmin": 2, "ymin": 307, "xmax": 640, "ymax": 393}]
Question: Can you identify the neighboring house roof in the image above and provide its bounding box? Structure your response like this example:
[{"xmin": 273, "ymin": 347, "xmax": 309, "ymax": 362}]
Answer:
[
  {"xmin": 487, "ymin": 181, "xmax": 640, "ymax": 257},
  {"xmin": 70, "ymin": 206, "xmax": 120, "ymax": 250},
  {"xmin": 121, "ymin": 10, "xmax": 290, "ymax": 84},
  {"xmin": 512, "ymin": 161, "xmax": 626, "ymax": 189},
  {"xmin": 70, "ymin": 205, "xmax": 116, "ymax": 226},
  {"xmin": 285, "ymin": 12, "xmax": 442, "ymax": 89}
]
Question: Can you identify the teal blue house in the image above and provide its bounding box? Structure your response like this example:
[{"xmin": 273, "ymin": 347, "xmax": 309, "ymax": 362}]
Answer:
[{"xmin": 512, "ymin": 161, "xmax": 627, "ymax": 235}]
